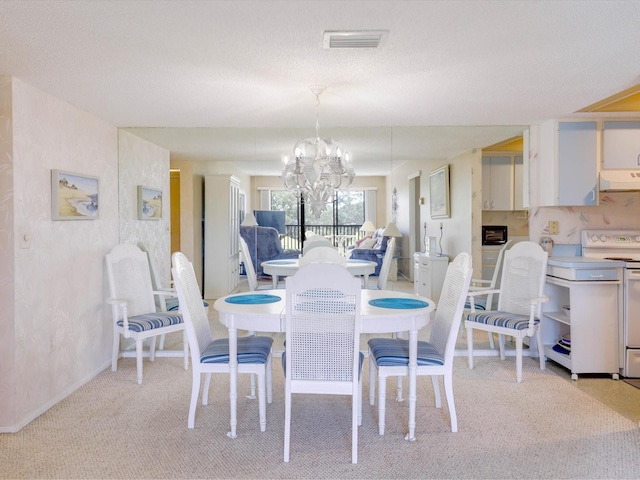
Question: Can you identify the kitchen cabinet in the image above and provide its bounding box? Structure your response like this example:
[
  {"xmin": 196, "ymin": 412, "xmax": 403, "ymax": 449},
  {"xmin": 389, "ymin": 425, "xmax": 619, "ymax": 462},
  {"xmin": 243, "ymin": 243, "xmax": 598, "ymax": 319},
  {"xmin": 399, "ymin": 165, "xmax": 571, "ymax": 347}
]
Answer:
[
  {"xmin": 413, "ymin": 253, "xmax": 449, "ymax": 304},
  {"xmin": 204, "ymin": 175, "xmax": 241, "ymax": 298},
  {"xmin": 482, "ymin": 156, "xmax": 512, "ymax": 210},
  {"xmin": 542, "ymin": 267, "xmax": 621, "ymax": 380},
  {"xmin": 537, "ymin": 120, "xmax": 598, "ymax": 206},
  {"xmin": 481, "ymin": 247, "xmax": 501, "ymax": 282},
  {"xmin": 602, "ymin": 121, "xmax": 640, "ymax": 169},
  {"xmin": 513, "ymin": 155, "xmax": 524, "ymax": 210}
]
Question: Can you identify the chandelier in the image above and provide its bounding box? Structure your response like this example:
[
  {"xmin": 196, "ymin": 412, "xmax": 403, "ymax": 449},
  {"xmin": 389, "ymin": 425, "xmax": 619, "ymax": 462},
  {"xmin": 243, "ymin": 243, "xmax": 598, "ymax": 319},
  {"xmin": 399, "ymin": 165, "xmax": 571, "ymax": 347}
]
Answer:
[{"xmin": 282, "ymin": 86, "xmax": 355, "ymax": 218}]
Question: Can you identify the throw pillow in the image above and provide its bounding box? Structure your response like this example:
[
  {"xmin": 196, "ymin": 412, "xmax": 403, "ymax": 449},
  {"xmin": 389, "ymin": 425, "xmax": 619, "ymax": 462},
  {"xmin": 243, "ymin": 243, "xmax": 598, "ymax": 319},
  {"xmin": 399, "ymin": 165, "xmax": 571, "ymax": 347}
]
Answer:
[{"xmin": 359, "ymin": 238, "xmax": 376, "ymax": 249}]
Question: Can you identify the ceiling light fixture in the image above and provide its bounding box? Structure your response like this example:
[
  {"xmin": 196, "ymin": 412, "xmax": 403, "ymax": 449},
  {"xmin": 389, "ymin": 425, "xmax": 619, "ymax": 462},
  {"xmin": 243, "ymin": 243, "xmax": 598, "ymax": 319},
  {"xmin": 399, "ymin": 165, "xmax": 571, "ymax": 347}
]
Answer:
[{"xmin": 282, "ymin": 86, "xmax": 355, "ymax": 218}]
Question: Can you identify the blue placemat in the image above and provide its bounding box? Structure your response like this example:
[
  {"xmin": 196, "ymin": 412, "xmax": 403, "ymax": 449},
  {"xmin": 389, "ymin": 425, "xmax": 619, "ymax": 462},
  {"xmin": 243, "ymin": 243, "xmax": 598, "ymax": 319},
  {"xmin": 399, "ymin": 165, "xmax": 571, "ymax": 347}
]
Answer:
[
  {"xmin": 225, "ymin": 294, "xmax": 281, "ymax": 305},
  {"xmin": 265, "ymin": 260, "xmax": 296, "ymax": 265},
  {"xmin": 369, "ymin": 298, "xmax": 430, "ymax": 309}
]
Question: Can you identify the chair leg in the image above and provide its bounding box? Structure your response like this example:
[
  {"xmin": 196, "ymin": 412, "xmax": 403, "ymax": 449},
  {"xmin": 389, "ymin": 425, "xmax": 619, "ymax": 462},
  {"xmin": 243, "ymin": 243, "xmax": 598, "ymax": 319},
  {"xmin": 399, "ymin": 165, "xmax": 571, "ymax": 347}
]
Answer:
[
  {"xmin": 188, "ymin": 371, "xmax": 201, "ymax": 428},
  {"xmin": 111, "ymin": 330, "xmax": 120, "ymax": 372},
  {"xmin": 515, "ymin": 337, "xmax": 524, "ymax": 383},
  {"xmin": 202, "ymin": 373, "xmax": 212, "ymax": 405},
  {"xmin": 369, "ymin": 357, "xmax": 376, "ymax": 406},
  {"xmin": 536, "ymin": 328, "xmax": 546, "ymax": 371},
  {"xmin": 377, "ymin": 374, "xmax": 387, "ymax": 435},
  {"xmin": 149, "ymin": 336, "xmax": 157, "ymax": 362},
  {"xmin": 466, "ymin": 325, "xmax": 474, "ymax": 369},
  {"xmin": 136, "ymin": 339, "xmax": 144, "ymax": 385},
  {"xmin": 396, "ymin": 376, "xmax": 403, "ymax": 402},
  {"xmin": 358, "ymin": 376, "xmax": 363, "ymax": 427},
  {"xmin": 182, "ymin": 330, "xmax": 189, "ymax": 370},
  {"xmin": 352, "ymin": 391, "xmax": 358, "ymax": 464},
  {"xmin": 488, "ymin": 331, "xmax": 496, "ymax": 349},
  {"xmin": 431, "ymin": 376, "xmax": 441, "ymax": 408},
  {"xmin": 266, "ymin": 355, "xmax": 273, "ymax": 404},
  {"xmin": 159, "ymin": 333, "xmax": 166, "ymax": 350},
  {"xmin": 257, "ymin": 372, "xmax": 267, "ymax": 432},
  {"xmin": 443, "ymin": 373, "xmax": 457, "ymax": 433},
  {"xmin": 498, "ymin": 334, "xmax": 506, "ymax": 360},
  {"xmin": 284, "ymin": 387, "xmax": 291, "ymax": 462}
]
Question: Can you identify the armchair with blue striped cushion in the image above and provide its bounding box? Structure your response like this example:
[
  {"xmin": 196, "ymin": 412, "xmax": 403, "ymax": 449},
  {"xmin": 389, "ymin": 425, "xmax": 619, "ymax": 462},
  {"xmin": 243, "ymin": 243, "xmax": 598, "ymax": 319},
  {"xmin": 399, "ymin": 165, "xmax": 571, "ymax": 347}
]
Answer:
[
  {"xmin": 171, "ymin": 252, "xmax": 273, "ymax": 433},
  {"xmin": 105, "ymin": 244, "xmax": 189, "ymax": 385},
  {"xmin": 465, "ymin": 241, "xmax": 549, "ymax": 383},
  {"xmin": 368, "ymin": 252, "xmax": 473, "ymax": 435}
]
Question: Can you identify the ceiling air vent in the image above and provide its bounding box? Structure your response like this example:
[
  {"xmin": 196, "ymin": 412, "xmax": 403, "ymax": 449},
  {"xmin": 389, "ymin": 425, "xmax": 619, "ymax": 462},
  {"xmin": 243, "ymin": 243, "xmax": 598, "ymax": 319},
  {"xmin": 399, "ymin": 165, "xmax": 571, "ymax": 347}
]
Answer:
[{"xmin": 323, "ymin": 30, "xmax": 389, "ymax": 49}]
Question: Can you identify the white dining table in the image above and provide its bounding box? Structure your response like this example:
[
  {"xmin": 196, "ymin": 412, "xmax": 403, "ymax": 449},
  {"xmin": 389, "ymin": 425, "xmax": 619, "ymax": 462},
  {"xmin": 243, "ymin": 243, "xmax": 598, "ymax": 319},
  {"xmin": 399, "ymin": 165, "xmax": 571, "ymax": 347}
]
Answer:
[
  {"xmin": 261, "ymin": 258, "xmax": 377, "ymax": 288},
  {"xmin": 213, "ymin": 289, "xmax": 434, "ymax": 441}
]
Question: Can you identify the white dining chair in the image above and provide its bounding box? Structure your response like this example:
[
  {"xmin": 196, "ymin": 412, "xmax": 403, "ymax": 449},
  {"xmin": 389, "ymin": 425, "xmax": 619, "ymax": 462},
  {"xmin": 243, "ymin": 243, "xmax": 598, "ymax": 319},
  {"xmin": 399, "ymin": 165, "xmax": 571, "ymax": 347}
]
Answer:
[
  {"xmin": 171, "ymin": 252, "xmax": 273, "ymax": 432},
  {"xmin": 299, "ymin": 246, "xmax": 346, "ymax": 266},
  {"xmin": 368, "ymin": 252, "xmax": 473, "ymax": 434},
  {"xmin": 105, "ymin": 244, "xmax": 189, "ymax": 384},
  {"xmin": 283, "ymin": 262, "xmax": 362, "ymax": 464}
]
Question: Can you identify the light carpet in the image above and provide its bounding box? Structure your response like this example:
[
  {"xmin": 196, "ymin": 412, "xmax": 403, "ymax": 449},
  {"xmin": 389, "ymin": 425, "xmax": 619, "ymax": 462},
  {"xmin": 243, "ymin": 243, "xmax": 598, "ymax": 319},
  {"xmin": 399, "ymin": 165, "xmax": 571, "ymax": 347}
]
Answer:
[{"xmin": 2, "ymin": 339, "xmax": 639, "ymax": 479}]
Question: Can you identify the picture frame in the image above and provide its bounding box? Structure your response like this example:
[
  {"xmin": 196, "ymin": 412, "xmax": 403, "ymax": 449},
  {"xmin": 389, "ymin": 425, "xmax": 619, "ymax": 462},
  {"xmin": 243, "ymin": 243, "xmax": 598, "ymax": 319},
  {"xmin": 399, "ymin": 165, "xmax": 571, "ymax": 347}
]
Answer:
[
  {"xmin": 51, "ymin": 169, "xmax": 99, "ymax": 220},
  {"xmin": 429, "ymin": 165, "xmax": 450, "ymax": 219},
  {"xmin": 138, "ymin": 186, "xmax": 163, "ymax": 220}
]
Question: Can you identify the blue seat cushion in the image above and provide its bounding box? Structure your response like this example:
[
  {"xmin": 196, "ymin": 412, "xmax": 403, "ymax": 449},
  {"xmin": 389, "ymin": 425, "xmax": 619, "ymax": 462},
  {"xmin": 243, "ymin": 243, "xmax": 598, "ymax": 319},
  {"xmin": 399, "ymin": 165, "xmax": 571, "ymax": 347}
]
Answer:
[
  {"xmin": 117, "ymin": 312, "xmax": 183, "ymax": 332},
  {"xmin": 200, "ymin": 336, "xmax": 273, "ymax": 364},
  {"xmin": 282, "ymin": 350, "xmax": 365, "ymax": 379},
  {"xmin": 165, "ymin": 297, "xmax": 209, "ymax": 311},
  {"xmin": 466, "ymin": 310, "xmax": 539, "ymax": 330},
  {"xmin": 464, "ymin": 301, "xmax": 485, "ymax": 310},
  {"xmin": 368, "ymin": 338, "xmax": 444, "ymax": 367}
]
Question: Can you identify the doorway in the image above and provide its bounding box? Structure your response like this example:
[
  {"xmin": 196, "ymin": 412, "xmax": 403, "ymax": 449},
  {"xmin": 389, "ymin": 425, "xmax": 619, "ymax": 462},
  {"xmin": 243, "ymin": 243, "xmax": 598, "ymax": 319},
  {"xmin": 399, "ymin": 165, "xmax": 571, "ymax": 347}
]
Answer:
[{"xmin": 170, "ymin": 169, "xmax": 181, "ymax": 254}]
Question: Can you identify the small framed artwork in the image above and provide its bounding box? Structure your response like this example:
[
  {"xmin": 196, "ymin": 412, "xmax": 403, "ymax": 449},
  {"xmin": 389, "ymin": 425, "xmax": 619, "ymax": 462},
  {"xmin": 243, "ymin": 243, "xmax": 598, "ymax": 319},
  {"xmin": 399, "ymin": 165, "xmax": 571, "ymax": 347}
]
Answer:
[
  {"xmin": 51, "ymin": 169, "xmax": 99, "ymax": 220},
  {"xmin": 138, "ymin": 186, "xmax": 163, "ymax": 220},
  {"xmin": 429, "ymin": 165, "xmax": 450, "ymax": 219}
]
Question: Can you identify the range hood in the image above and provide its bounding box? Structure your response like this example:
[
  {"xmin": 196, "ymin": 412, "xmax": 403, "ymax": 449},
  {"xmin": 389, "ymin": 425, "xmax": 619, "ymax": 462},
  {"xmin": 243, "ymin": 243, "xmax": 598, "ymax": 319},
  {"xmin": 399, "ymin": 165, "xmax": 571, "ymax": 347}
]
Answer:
[{"xmin": 599, "ymin": 170, "xmax": 640, "ymax": 191}]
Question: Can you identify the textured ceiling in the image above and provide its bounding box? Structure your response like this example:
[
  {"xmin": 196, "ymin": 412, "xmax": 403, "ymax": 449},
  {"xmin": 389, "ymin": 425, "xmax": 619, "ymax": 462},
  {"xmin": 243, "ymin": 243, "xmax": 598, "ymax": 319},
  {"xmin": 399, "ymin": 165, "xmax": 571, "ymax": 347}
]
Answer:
[{"xmin": 2, "ymin": 0, "xmax": 640, "ymax": 175}]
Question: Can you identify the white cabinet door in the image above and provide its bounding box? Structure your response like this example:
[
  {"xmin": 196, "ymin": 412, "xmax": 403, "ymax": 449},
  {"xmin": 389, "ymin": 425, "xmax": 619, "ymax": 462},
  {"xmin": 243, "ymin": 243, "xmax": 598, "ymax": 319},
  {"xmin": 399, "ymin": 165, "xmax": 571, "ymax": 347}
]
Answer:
[
  {"xmin": 557, "ymin": 122, "xmax": 598, "ymax": 206},
  {"xmin": 482, "ymin": 156, "xmax": 513, "ymax": 210},
  {"xmin": 538, "ymin": 120, "xmax": 598, "ymax": 206},
  {"xmin": 514, "ymin": 155, "xmax": 524, "ymax": 210},
  {"xmin": 602, "ymin": 121, "xmax": 640, "ymax": 169}
]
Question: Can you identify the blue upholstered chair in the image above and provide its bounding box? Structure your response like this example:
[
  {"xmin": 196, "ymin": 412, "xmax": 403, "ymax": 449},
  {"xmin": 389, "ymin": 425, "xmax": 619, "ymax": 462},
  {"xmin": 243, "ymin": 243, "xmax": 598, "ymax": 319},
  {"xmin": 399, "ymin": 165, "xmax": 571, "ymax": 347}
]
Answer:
[
  {"xmin": 348, "ymin": 227, "xmax": 390, "ymax": 276},
  {"xmin": 240, "ymin": 225, "xmax": 299, "ymax": 276},
  {"xmin": 171, "ymin": 251, "xmax": 273, "ymax": 432},
  {"xmin": 368, "ymin": 252, "xmax": 473, "ymax": 435},
  {"xmin": 105, "ymin": 244, "xmax": 189, "ymax": 385}
]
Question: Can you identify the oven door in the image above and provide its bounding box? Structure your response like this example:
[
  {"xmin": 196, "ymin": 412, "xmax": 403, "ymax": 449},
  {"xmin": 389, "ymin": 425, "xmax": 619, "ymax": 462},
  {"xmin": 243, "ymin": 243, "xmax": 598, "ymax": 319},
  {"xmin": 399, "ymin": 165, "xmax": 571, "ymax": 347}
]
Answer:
[{"xmin": 625, "ymin": 268, "xmax": 640, "ymax": 347}]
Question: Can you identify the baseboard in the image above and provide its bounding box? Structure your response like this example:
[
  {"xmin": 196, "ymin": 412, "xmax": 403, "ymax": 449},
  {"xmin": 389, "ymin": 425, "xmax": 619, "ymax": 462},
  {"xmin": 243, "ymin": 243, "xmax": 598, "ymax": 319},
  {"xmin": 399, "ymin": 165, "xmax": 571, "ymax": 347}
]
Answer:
[{"xmin": 1, "ymin": 360, "xmax": 111, "ymax": 433}]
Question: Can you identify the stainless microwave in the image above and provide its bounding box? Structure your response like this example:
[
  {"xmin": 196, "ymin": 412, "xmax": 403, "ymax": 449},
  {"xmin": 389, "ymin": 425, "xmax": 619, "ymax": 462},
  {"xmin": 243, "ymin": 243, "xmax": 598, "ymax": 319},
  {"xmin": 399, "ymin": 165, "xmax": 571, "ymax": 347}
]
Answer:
[{"xmin": 482, "ymin": 225, "xmax": 508, "ymax": 245}]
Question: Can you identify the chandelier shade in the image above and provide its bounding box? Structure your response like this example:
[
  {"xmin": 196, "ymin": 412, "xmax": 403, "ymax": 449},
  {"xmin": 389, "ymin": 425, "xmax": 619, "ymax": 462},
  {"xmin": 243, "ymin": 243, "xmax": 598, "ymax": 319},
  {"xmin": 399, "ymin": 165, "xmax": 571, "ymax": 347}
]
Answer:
[{"xmin": 282, "ymin": 86, "xmax": 355, "ymax": 218}]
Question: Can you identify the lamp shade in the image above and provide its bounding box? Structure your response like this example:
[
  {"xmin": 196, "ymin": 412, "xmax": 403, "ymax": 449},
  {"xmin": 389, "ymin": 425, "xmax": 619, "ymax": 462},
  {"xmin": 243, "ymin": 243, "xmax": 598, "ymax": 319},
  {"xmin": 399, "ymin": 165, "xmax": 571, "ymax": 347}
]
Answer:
[
  {"xmin": 240, "ymin": 212, "xmax": 258, "ymax": 226},
  {"xmin": 359, "ymin": 220, "xmax": 376, "ymax": 233},
  {"xmin": 382, "ymin": 222, "xmax": 402, "ymax": 237}
]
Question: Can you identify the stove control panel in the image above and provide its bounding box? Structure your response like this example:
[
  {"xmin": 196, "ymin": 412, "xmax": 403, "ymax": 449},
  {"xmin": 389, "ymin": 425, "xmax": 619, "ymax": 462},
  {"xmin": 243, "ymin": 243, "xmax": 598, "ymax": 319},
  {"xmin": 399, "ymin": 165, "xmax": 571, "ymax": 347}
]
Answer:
[{"xmin": 582, "ymin": 230, "xmax": 640, "ymax": 249}]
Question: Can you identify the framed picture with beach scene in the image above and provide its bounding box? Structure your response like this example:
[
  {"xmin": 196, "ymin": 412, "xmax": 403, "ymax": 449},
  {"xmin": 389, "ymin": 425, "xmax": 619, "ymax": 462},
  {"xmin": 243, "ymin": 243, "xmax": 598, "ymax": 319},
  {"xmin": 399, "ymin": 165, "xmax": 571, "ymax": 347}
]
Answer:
[
  {"xmin": 137, "ymin": 186, "xmax": 163, "ymax": 220},
  {"xmin": 51, "ymin": 169, "xmax": 99, "ymax": 220}
]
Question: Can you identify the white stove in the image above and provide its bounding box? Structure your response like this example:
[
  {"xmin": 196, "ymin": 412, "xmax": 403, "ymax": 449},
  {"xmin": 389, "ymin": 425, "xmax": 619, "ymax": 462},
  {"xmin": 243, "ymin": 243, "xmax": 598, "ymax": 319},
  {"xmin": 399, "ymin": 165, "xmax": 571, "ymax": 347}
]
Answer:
[
  {"xmin": 582, "ymin": 229, "xmax": 640, "ymax": 377},
  {"xmin": 582, "ymin": 230, "xmax": 640, "ymax": 268}
]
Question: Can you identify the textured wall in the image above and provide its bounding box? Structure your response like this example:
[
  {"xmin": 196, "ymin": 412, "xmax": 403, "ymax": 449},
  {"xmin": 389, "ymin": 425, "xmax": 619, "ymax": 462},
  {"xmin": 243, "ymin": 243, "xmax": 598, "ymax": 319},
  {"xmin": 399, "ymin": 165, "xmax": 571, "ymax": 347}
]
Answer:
[
  {"xmin": 118, "ymin": 130, "xmax": 171, "ymax": 286},
  {"xmin": 0, "ymin": 79, "xmax": 170, "ymax": 432},
  {"xmin": 0, "ymin": 77, "xmax": 16, "ymax": 428},
  {"xmin": 9, "ymin": 78, "xmax": 119, "ymax": 429}
]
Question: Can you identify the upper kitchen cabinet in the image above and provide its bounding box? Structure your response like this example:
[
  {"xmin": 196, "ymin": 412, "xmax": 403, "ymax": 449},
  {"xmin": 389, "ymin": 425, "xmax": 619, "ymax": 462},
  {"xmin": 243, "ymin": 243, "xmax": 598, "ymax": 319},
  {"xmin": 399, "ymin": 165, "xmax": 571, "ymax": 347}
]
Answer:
[
  {"xmin": 537, "ymin": 120, "xmax": 598, "ymax": 207},
  {"xmin": 482, "ymin": 154, "xmax": 524, "ymax": 211},
  {"xmin": 602, "ymin": 121, "xmax": 640, "ymax": 169}
]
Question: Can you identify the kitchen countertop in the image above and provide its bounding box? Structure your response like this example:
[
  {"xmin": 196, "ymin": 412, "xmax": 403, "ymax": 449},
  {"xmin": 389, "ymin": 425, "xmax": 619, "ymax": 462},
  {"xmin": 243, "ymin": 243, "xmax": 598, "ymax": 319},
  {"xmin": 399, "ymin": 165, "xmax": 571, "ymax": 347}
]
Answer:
[{"xmin": 547, "ymin": 256, "xmax": 626, "ymax": 268}]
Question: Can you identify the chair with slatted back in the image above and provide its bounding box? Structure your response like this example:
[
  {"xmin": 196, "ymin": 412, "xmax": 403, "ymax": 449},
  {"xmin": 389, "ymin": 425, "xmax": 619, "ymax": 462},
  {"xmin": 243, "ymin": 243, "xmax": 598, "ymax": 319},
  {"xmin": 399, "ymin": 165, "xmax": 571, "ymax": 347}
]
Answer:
[
  {"xmin": 105, "ymin": 244, "xmax": 188, "ymax": 384},
  {"xmin": 283, "ymin": 262, "xmax": 362, "ymax": 463},
  {"xmin": 171, "ymin": 251, "xmax": 273, "ymax": 431},
  {"xmin": 239, "ymin": 235, "xmax": 273, "ymax": 291},
  {"xmin": 465, "ymin": 241, "xmax": 548, "ymax": 382},
  {"xmin": 368, "ymin": 252, "xmax": 472, "ymax": 434}
]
